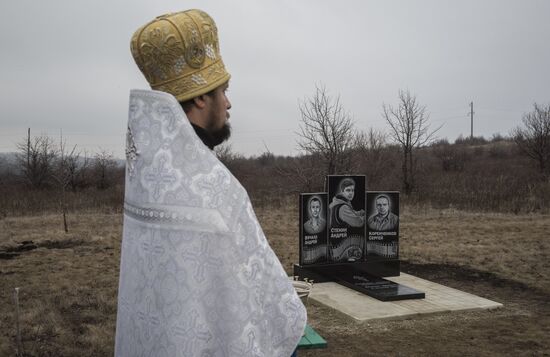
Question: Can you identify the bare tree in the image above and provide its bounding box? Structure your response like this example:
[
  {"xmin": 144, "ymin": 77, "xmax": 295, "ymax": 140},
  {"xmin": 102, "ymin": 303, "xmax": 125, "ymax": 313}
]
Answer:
[
  {"xmin": 383, "ymin": 90, "xmax": 440, "ymax": 194},
  {"xmin": 51, "ymin": 131, "xmax": 88, "ymax": 232},
  {"xmin": 353, "ymin": 127, "xmax": 388, "ymax": 184},
  {"xmin": 297, "ymin": 85, "xmax": 355, "ymax": 175},
  {"xmin": 51, "ymin": 132, "xmax": 73, "ymax": 232},
  {"xmin": 16, "ymin": 129, "xmax": 57, "ymax": 189},
  {"xmin": 512, "ymin": 103, "xmax": 550, "ymax": 177},
  {"xmin": 214, "ymin": 143, "xmax": 237, "ymax": 165},
  {"xmin": 65, "ymin": 151, "xmax": 90, "ymax": 192},
  {"xmin": 94, "ymin": 149, "xmax": 116, "ymax": 189},
  {"xmin": 214, "ymin": 143, "xmax": 246, "ymax": 175}
]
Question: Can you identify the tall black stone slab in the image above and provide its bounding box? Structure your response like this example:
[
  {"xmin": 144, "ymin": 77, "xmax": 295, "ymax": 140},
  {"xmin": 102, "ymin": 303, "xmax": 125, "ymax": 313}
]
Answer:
[
  {"xmin": 326, "ymin": 175, "xmax": 366, "ymax": 263},
  {"xmin": 366, "ymin": 191, "xmax": 400, "ymax": 261},
  {"xmin": 299, "ymin": 193, "xmax": 328, "ymax": 265}
]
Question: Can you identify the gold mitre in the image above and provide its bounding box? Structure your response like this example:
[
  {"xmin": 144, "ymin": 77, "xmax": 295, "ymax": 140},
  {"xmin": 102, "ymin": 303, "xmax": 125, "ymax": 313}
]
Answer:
[{"xmin": 130, "ymin": 9, "xmax": 231, "ymax": 102}]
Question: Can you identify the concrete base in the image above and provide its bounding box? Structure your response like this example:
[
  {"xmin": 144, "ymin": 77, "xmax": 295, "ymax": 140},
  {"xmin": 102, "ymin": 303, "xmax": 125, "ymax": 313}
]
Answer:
[{"xmin": 308, "ymin": 273, "xmax": 503, "ymax": 322}]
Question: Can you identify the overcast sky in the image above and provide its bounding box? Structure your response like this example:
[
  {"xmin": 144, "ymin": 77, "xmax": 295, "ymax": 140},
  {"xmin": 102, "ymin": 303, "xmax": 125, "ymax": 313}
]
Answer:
[{"xmin": 1, "ymin": 0, "xmax": 549, "ymax": 158}]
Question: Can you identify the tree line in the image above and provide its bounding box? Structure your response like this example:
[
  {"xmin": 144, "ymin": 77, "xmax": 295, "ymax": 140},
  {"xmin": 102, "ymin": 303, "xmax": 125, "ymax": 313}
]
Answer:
[
  {"xmin": 0, "ymin": 129, "xmax": 124, "ymax": 220},
  {"xmin": 290, "ymin": 85, "xmax": 550, "ymax": 195},
  {"xmin": 9, "ymin": 129, "xmax": 122, "ymax": 191},
  {"xmin": 1, "ymin": 88, "xmax": 549, "ymax": 217},
  {"xmin": 218, "ymin": 86, "xmax": 550, "ymax": 213}
]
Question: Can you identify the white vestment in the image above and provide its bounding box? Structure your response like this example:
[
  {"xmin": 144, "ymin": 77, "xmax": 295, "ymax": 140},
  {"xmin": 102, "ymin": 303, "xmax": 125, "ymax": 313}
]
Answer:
[{"xmin": 115, "ymin": 89, "xmax": 307, "ymax": 356}]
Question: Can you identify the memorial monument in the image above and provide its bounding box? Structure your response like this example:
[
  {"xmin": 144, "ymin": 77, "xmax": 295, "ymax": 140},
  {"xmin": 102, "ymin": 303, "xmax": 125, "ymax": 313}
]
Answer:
[{"xmin": 295, "ymin": 176, "xmax": 424, "ymax": 301}]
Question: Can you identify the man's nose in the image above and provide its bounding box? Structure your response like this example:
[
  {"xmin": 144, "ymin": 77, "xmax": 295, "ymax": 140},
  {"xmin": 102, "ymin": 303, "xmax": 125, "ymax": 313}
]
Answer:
[{"xmin": 226, "ymin": 98, "xmax": 232, "ymax": 110}]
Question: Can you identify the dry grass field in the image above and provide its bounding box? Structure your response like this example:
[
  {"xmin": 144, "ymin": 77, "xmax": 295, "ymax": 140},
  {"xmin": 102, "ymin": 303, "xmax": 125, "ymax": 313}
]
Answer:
[{"xmin": 1, "ymin": 206, "xmax": 550, "ymax": 356}]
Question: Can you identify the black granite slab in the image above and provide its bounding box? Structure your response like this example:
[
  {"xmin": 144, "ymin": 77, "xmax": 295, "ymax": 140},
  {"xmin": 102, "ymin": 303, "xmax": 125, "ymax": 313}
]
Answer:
[
  {"xmin": 294, "ymin": 258, "xmax": 400, "ymax": 281},
  {"xmin": 294, "ymin": 263, "xmax": 424, "ymax": 301}
]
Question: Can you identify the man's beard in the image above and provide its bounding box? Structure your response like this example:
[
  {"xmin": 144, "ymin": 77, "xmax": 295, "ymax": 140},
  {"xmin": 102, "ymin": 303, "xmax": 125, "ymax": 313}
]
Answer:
[{"xmin": 209, "ymin": 122, "xmax": 231, "ymax": 147}]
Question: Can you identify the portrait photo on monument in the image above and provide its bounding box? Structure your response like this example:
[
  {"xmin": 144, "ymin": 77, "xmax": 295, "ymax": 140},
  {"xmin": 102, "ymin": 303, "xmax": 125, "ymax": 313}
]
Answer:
[
  {"xmin": 326, "ymin": 175, "xmax": 366, "ymax": 263},
  {"xmin": 299, "ymin": 193, "xmax": 328, "ymax": 265},
  {"xmin": 366, "ymin": 191, "xmax": 400, "ymax": 259}
]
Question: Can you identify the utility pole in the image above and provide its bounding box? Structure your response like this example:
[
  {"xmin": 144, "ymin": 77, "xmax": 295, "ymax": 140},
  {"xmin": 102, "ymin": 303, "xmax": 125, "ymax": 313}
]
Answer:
[
  {"xmin": 470, "ymin": 102, "xmax": 474, "ymax": 139},
  {"xmin": 27, "ymin": 128, "xmax": 30, "ymax": 169}
]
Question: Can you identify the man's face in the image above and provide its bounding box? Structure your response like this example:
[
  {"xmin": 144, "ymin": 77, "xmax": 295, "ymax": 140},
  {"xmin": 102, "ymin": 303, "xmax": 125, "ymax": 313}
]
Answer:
[
  {"xmin": 342, "ymin": 185, "xmax": 355, "ymax": 201},
  {"xmin": 310, "ymin": 200, "xmax": 321, "ymax": 218},
  {"xmin": 205, "ymin": 82, "xmax": 232, "ymax": 145},
  {"xmin": 376, "ymin": 197, "xmax": 389, "ymax": 215}
]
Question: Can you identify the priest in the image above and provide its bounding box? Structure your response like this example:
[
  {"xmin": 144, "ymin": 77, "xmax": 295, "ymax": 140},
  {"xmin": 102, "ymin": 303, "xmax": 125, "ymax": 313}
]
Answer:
[{"xmin": 115, "ymin": 9, "xmax": 307, "ymax": 356}]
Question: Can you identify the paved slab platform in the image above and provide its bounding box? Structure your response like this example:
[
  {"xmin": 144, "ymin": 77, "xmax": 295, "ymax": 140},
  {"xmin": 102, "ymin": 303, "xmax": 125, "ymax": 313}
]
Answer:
[{"xmin": 308, "ymin": 273, "xmax": 503, "ymax": 322}]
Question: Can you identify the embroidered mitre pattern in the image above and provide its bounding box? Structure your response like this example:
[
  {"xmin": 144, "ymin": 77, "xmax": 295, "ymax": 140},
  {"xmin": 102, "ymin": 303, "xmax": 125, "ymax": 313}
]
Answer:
[{"xmin": 130, "ymin": 10, "xmax": 231, "ymax": 102}]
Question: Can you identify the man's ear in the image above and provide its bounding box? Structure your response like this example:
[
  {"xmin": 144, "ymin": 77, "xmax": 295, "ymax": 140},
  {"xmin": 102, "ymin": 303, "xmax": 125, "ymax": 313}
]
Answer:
[{"xmin": 193, "ymin": 95, "xmax": 207, "ymax": 109}]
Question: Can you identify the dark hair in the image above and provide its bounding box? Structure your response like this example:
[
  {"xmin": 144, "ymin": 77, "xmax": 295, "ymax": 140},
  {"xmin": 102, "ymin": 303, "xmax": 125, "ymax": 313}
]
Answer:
[
  {"xmin": 339, "ymin": 178, "xmax": 355, "ymax": 192},
  {"xmin": 375, "ymin": 194, "xmax": 391, "ymax": 205},
  {"xmin": 308, "ymin": 196, "xmax": 321, "ymax": 215},
  {"xmin": 179, "ymin": 88, "xmax": 217, "ymax": 113},
  {"xmin": 310, "ymin": 197, "xmax": 320, "ymax": 207}
]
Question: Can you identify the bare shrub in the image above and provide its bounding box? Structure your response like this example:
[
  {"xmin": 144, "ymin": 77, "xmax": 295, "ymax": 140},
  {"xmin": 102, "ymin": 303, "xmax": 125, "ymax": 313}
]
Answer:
[
  {"xmin": 0, "ymin": 185, "xmax": 124, "ymax": 216},
  {"xmin": 16, "ymin": 131, "xmax": 57, "ymax": 189},
  {"xmin": 491, "ymin": 132, "xmax": 507, "ymax": 142},
  {"xmin": 352, "ymin": 128, "xmax": 389, "ymax": 184},
  {"xmin": 512, "ymin": 103, "xmax": 550, "ymax": 177},
  {"xmin": 275, "ymin": 154, "xmax": 325, "ymax": 194},
  {"xmin": 93, "ymin": 150, "xmax": 116, "ymax": 190},
  {"xmin": 214, "ymin": 143, "xmax": 245, "ymax": 173},
  {"xmin": 487, "ymin": 141, "xmax": 514, "ymax": 159},
  {"xmin": 455, "ymin": 135, "xmax": 488, "ymax": 146},
  {"xmin": 432, "ymin": 139, "xmax": 471, "ymax": 172},
  {"xmin": 65, "ymin": 152, "xmax": 91, "ymax": 192}
]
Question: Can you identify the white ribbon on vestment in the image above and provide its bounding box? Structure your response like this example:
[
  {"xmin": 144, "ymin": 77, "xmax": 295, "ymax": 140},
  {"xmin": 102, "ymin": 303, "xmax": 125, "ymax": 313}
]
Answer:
[{"xmin": 115, "ymin": 89, "xmax": 307, "ymax": 356}]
